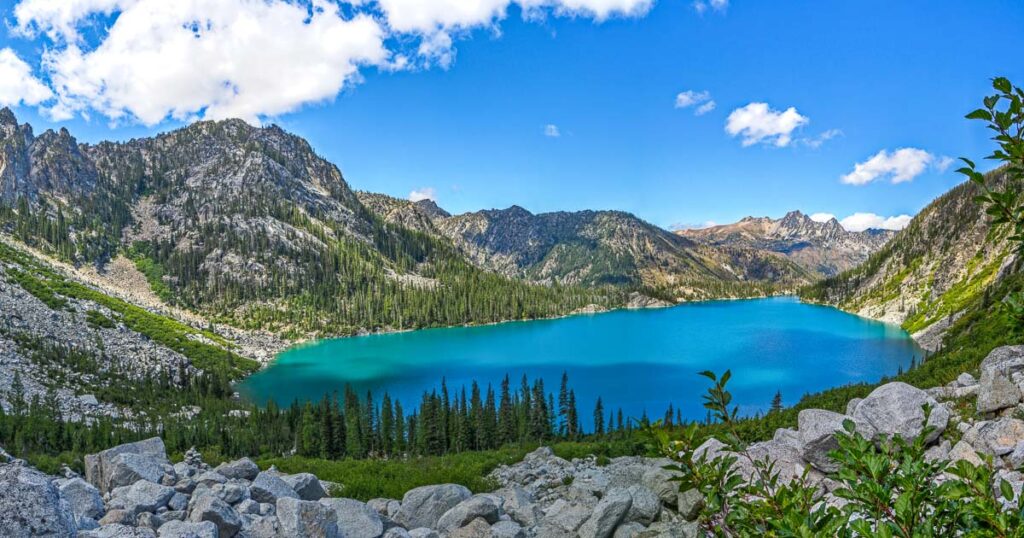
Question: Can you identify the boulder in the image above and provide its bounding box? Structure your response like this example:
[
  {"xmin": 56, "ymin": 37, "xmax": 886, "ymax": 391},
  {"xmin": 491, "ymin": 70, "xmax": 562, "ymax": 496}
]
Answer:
[
  {"xmin": 319, "ymin": 498, "xmax": 384, "ymax": 538},
  {"xmin": 613, "ymin": 522, "xmax": 646, "ymax": 538},
  {"xmin": 978, "ymin": 346, "xmax": 1024, "ymax": 413},
  {"xmin": 490, "ymin": 520, "xmax": 526, "ymax": 538},
  {"xmin": 578, "ymin": 488, "xmax": 632, "ymax": 538},
  {"xmin": 394, "ymin": 483, "xmax": 471, "ymax": 529},
  {"xmin": 408, "ymin": 529, "xmax": 440, "ymax": 538},
  {"xmin": 495, "ymin": 487, "xmax": 542, "ymax": 527},
  {"xmin": 113, "ymin": 480, "xmax": 176, "ymax": 515},
  {"xmin": 241, "ymin": 514, "xmax": 281, "ymax": 538},
  {"xmin": 250, "ymin": 471, "xmax": 299, "ymax": 504},
  {"xmin": 194, "ymin": 471, "xmax": 227, "ymax": 487},
  {"xmin": 58, "ymin": 476, "xmax": 105, "ymax": 520},
  {"xmin": 189, "ymin": 495, "xmax": 242, "ymax": 537},
  {"xmin": 677, "ymin": 488, "xmax": 703, "ymax": 521},
  {"xmin": 437, "ymin": 494, "xmax": 501, "ymax": 532},
  {"xmin": 773, "ymin": 428, "xmax": 802, "ymax": 450},
  {"xmin": 283, "ymin": 473, "xmax": 327, "ymax": 501},
  {"xmin": 637, "ymin": 521, "xmax": 700, "ymax": 538},
  {"xmin": 949, "ymin": 440, "xmax": 984, "ymax": 466},
  {"xmin": 448, "ymin": 517, "xmax": 492, "ymax": 538},
  {"xmin": 974, "ymin": 418, "xmax": 1024, "ymax": 456},
  {"xmin": 638, "ymin": 464, "xmax": 680, "ymax": 507},
  {"xmin": 1009, "ymin": 442, "xmax": 1024, "ymax": 469},
  {"xmin": 0, "ymin": 462, "xmax": 77, "ymax": 537},
  {"xmin": 277, "ymin": 497, "xmax": 340, "ymax": 537},
  {"xmin": 212, "ymin": 483, "xmax": 248, "ymax": 505},
  {"xmin": 86, "ymin": 437, "xmax": 169, "ymax": 493},
  {"xmin": 957, "ymin": 373, "xmax": 978, "ymax": 387},
  {"xmin": 798, "ymin": 409, "xmax": 853, "ymax": 472},
  {"xmin": 745, "ymin": 440, "xmax": 805, "ymax": 483},
  {"xmin": 850, "ymin": 382, "xmax": 949, "ymax": 443},
  {"xmin": 536, "ymin": 500, "xmax": 591, "ymax": 535},
  {"xmin": 157, "ymin": 520, "xmax": 219, "ymax": 538},
  {"xmin": 624, "ymin": 485, "xmax": 660, "ymax": 525},
  {"xmin": 384, "ymin": 529, "xmax": 413, "ymax": 538},
  {"xmin": 215, "ymin": 458, "xmax": 260, "ymax": 481},
  {"xmin": 692, "ymin": 438, "xmax": 728, "ymax": 461}
]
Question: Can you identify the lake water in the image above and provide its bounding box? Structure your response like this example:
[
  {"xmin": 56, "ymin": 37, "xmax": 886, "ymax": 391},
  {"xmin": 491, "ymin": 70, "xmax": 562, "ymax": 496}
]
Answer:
[{"xmin": 238, "ymin": 297, "xmax": 922, "ymax": 427}]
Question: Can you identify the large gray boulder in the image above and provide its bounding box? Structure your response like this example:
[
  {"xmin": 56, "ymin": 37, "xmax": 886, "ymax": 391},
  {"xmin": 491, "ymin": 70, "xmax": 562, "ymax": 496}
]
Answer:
[
  {"xmin": 624, "ymin": 485, "xmax": 660, "ymax": 525},
  {"xmin": 495, "ymin": 487, "xmax": 542, "ymax": 527},
  {"xmin": 85, "ymin": 437, "xmax": 170, "ymax": 494},
  {"xmin": 58, "ymin": 476, "xmax": 105, "ymax": 521},
  {"xmin": 448, "ymin": 517, "xmax": 491, "ymax": 538},
  {"xmin": 978, "ymin": 346, "xmax": 1024, "ymax": 413},
  {"xmin": 491, "ymin": 520, "xmax": 526, "ymax": 538},
  {"xmin": 973, "ymin": 418, "xmax": 1024, "ymax": 456},
  {"xmin": 640, "ymin": 465, "xmax": 679, "ymax": 506},
  {"xmin": 277, "ymin": 497, "xmax": 340, "ymax": 537},
  {"xmin": 0, "ymin": 462, "xmax": 78, "ymax": 537},
  {"xmin": 319, "ymin": 498, "xmax": 384, "ymax": 538},
  {"xmin": 798, "ymin": 409, "xmax": 851, "ymax": 472},
  {"xmin": 250, "ymin": 471, "xmax": 299, "ymax": 504},
  {"xmin": 394, "ymin": 484, "xmax": 471, "ymax": 530},
  {"xmin": 189, "ymin": 495, "xmax": 242, "ymax": 537},
  {"xmin": 535, "ymin": 500, "xmax": 591, "ymax": 536},
  {"xmin": 850, "ymin": 382, "xmax": 949, "ymax": 443},
  {"xmin": 282, "ymin": 473, "xmax": 327, "ymax": 501},
  {"xmin": 215, "ymin": 458, "xmax": 260, "ymax": 481},
  {"xmin": 436, "ymin": 494, "xmax": 501, "ymax": 533},
  {"xmin": 578, "ymin": 487, "xmax": 632, "ymax": 538},
  {"xmin": 112, "ymin": 480, "xmax": 176, "ymax": 515},
  {"xmin": 157, "ymin": 520, "xmax": 218, "ymax": 538}
]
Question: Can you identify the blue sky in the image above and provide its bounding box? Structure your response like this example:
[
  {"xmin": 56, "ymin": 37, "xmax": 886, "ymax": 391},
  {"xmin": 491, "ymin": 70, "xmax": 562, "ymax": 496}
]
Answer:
[{"xmin": 0, "ymin": 0, "xmax": 1021, "ymax": 230}]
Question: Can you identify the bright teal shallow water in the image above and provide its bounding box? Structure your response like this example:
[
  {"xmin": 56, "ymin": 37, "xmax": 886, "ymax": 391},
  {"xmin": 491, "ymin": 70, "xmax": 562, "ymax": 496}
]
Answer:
[{"xmin": 239, "ymin": 297, "xmax": 922, "ymax": 426}]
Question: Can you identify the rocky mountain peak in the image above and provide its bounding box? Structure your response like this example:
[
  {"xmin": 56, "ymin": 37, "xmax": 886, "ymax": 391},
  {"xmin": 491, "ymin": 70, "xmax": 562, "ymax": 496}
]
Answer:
[
  {"xmin": 0, "ymin": 107, "xmax": 18, "ymax": 128},
  {"xmin": 414, "ymin": 199, "xmax": 451, "ymax": 219}
]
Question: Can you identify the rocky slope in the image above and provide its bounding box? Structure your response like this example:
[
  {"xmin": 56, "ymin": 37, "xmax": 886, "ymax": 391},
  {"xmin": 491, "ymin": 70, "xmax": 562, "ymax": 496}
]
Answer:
[
  {"xmin": 357, "ymin": 193, "xmax": 814, "ymax": 301},
  {"xmin": 7, "ymin": 344, "xmax": 1024, "ymax": 537},
  {"xmin": 679, "ymin": 210, "xmax": 894, "ymax": 278},
  {"xmin": 802, "ymin": 172, "xmax": 1014, "ymax": 350}
]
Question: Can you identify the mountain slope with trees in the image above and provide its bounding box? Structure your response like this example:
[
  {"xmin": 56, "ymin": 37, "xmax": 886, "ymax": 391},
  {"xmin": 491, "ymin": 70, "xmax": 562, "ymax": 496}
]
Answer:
[{"xmin": 801, "ymin": 171, "xmax": 1013, "ymax": 349}]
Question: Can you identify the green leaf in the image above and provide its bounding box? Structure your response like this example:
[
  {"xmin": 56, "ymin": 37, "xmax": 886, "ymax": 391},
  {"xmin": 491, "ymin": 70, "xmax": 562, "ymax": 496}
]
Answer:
[
  {"xmin": 994, "ymin": 77, "xmax": 1013, "ymax": 94},
  {"xmin": 1001, "ymin": 478, "xmax": 1015, "ymax": 501},
  {"xmin": 966, "ymin": 108, "xmax": 993, "ymax": 121}
]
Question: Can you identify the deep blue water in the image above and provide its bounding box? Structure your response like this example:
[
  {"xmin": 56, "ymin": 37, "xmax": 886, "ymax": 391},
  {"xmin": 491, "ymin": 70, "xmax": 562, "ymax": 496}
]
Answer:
[{"xmin": 238, "ymin": 297, "xmax": 921, "ymax": 428}]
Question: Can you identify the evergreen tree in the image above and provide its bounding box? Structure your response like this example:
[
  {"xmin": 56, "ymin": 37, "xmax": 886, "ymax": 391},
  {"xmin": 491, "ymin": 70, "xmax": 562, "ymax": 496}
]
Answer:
[
  {"xmin": 770, "ymin": 390, "xmax": 783, "ymax": 413},
  {"xmin": 593, "ymin": 397, "xmax": 604, "ymax": 436}
]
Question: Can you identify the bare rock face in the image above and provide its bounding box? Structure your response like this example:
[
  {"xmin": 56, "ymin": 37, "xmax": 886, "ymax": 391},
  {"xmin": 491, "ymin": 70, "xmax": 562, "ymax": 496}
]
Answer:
[
  {"xmin": 978, "ymin": 346, "xmax": 1024, "ymax": 413},
  {"xmin": 0, "ymin": 461, "xmax": 78, "ymax": 537}
]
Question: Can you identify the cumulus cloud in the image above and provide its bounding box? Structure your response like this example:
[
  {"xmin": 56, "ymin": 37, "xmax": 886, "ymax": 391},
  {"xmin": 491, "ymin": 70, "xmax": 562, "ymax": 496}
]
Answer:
[
  {"xmin": 0, "ymin": 48, "xmax": 53, "ymax": 107},
  {"xmin": 7, "ymin": 0, "xmax": 662, "ymax": 125},
  {"xmin": 544, "ymin": 124, "xmax": 561, "ymax": 137},
  {"xmin": 409, "ymin": 187, "xmax": 437, "ymax": 202},
  {"xmin": 725, "ymin": 102, "xmax": 809, "ymax": 147},
  {"xmin": 840, "ymin": 148, "xmax": 950, "ymax": 185},
  {"xmin": 839, "ymin": 212, "xmax": 913, "ymax": 232},
  {"xmin": 809, "ymin": 212, "xmax": 837, "ymax": 223}
]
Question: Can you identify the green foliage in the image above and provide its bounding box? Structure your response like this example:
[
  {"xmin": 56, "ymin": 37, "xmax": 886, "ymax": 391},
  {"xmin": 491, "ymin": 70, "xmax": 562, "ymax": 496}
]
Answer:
[
  {"xmin": 651, "ymin": 371, "xmax": 1024, "ymax": 536},
  {"xmin": 85, "ymin": 310, "xmax": 116, "ymax": 329}
]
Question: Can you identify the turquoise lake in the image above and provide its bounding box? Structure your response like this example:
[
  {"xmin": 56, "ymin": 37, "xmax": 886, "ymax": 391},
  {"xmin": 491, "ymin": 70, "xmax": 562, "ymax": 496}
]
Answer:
[{"xmin": 238, "ymin": 297, "xmax": 922, "ymax": 427}]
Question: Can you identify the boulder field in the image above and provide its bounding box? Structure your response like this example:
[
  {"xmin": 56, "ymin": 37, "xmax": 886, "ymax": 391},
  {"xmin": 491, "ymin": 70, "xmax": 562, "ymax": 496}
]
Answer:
[{"xmin": 6, "ymin": 345, "xmax": 1024, "ymax": 537}]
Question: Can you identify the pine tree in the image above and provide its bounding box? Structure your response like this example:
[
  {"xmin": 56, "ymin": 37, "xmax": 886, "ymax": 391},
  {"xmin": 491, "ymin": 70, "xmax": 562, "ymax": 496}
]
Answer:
[
  {"xmin": 381, "ymin": 393, "xmax": 394, "ymax": 456},
  {"xmin": 498, "ymin": 375, "xmax": 515, "ymax": 445},
  {"xmin": 558, "ymin": 372, "xmax": 570, "ymax": 435},
  {"xmin": 593, "ymin": 397, "xmax": 604, "ymax": 436},
  {"xmin": 566, "ymin": 390, "xmax": 578, "ymax": 439},
  {"xmin": 770, "ymin": 390, "xmax": 783, "ymax": 413}
]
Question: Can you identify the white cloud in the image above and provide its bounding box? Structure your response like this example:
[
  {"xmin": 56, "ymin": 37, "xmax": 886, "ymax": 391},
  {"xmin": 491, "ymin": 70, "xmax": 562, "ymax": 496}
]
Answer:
[
  {"xmin": 840, "ymin": 148, "xmax": 942, "ymax": 185},
  {"xmin": 694, "ymin": 100, "xmax": 716, "ymax": 116},
  {"xmin": 674, "ymin": 90, "xmax": 715, "ymax": 116},
  {"xmin": 0, "ymin": 48, "xmax": 53, "ymax": 107},
  {"xmin": 675, "ymin": 90, "xmax": 710, "ymax": 109},
  {"xmin": 838, "ymin": 213, "xmax": 912, "ymax": 232},
  {"xmin": 10, "ymin": 0, "xmax": 664, "ymax": 125},
  {"xmin": 800, "ymin": 128, "xmax": 842, "ymax": 149},
  {"xmin": 809, "ymin": 212, "xmax": 837, "ymax": 223},
  {"xmin": 544, "ymin": 124, "xmax": 561, "ymax": 137},
  {"xmin": 409, "ymin": 187, "xmax": 437, "ymax": 202},
  {"xmin": 725, "ymin": 102, "xmax": 809, "ymax": 147},
  {"xmin": 670, "ymin": 220, "xmax": 717, "ymax": 231},
  {"xmin": 935, "ymin": 155, "xmax": 954, "ymax": 172},
  {"xmin": 30, "ymin": 0, "xmax": 390, "ymax": 125}
]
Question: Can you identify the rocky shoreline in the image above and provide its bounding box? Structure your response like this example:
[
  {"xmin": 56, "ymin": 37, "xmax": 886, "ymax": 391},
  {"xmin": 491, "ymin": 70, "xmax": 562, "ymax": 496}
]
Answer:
[{"xmin": 7, "ymin": 345, "xmax": 1024, "ymax": 537}]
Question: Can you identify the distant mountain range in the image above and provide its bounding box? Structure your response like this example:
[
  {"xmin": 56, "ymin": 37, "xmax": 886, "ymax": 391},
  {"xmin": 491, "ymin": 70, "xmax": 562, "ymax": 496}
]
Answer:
[
  {"xmin": 0, "ymin": 108, "xmax": 894, "ymax": 340},
  {"xmin": 679, "ymin": 211, "xmax": 894, "ymax": 278}
]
